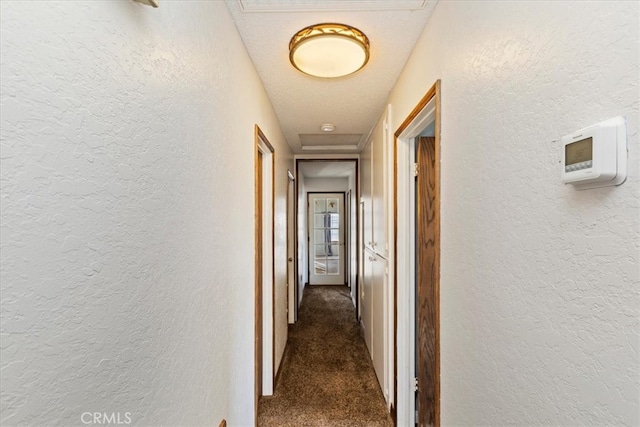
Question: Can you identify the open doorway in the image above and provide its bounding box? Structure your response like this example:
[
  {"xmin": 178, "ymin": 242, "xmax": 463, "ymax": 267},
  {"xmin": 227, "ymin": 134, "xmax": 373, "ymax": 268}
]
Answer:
[
  {"xmin": 394, "ymin": 81, "xmax": 441, "ymax": 426},
  {"xmin": 294, "ymin": 159, "xmax": 359, "ymax": 317}
]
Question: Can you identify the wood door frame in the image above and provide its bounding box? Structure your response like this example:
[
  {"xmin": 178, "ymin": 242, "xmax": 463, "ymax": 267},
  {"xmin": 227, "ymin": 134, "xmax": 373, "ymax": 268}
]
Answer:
[
  {"xmin": 393, "ymin": 80, "xmax": 441, "ymax": 426},
  {"xmin": 307, "ymin": 191, "xmax": 346, "ymax": 285},
  {"xmin": 255, "ymin": 125, "xmax": 275, "ymax": 424},
  {"xmin": 294, "ymin": 158, "xmax": 359, "ymax": 319},
  {"xmin": 416, "ymin": 136, "xmax": 438, "ymax": 426}
]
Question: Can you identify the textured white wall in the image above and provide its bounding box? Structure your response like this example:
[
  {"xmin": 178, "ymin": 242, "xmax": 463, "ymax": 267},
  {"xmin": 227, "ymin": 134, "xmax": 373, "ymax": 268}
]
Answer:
[
  {"xmin": 386, "ymin": 1, "xmax": 639, "ymax": 425},
  {"xmin": 297, "ymin": 175, "xmax": 308, "ymax": 297},
  {"xmin": 0, "ymin": 1, "xmax": 291, "ymax": 426},
  {"xmin": 348, "ymin": 173, "xmax": 358, "ymax": 307},
  {"xmin": 274, "ymin": 145, "xmax": 290, "ymax": 382}
]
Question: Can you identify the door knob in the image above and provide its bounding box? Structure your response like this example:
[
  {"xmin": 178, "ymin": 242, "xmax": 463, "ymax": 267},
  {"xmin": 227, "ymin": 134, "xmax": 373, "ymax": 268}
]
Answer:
[{"xmin": 288, "ymin": 257, "xmax": 293, "ymax": 262}]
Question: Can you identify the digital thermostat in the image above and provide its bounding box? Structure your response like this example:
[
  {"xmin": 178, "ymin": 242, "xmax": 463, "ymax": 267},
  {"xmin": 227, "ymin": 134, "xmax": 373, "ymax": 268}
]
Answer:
[{"xmin": 561, "ymin": 116, "xmax": 627, "ymax": 190}]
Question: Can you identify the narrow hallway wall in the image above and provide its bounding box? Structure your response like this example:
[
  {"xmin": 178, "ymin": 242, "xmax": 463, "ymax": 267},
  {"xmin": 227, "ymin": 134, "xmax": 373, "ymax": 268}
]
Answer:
[
  {"xmin": 0, "ymin": 2, "xmax": 291, "ymax": 426},
  {"xmin": 384, "ymin": 1, "xmax": 639, "ymax": 425},
  {"xmin": 297, "ymin": 174, "xmax": 308, "ymax": 301}
]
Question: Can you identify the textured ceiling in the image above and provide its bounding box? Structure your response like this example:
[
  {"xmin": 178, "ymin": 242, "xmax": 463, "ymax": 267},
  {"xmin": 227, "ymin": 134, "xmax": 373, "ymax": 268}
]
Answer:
[
  {"xmin": 225, "ymin": 0, "xmax": 438, "ymax": 154},
  {"xmin": 237, "ymin": 0, "xmax": 430, "ymax": 13},
  {"xmin": 298, "ymin": 161, "xmax": 356, "ymax": 178}
]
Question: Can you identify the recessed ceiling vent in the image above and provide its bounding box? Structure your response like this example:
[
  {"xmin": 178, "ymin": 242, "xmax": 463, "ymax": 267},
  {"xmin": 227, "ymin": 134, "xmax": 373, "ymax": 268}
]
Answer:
[{"xmin": 299, "ymin": 133, "xmax": 362, "ymax": 151}]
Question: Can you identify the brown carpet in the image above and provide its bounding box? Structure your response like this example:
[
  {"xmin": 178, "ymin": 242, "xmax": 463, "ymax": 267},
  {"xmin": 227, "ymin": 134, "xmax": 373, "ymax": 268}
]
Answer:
[{"xmin": 258, "ymin": 285, "xmax": 393, "ymax": 427}]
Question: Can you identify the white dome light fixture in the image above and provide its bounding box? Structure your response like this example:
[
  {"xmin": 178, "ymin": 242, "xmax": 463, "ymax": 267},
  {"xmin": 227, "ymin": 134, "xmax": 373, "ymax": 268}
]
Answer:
[
  {"xmin": 321, "ymin": 123, "xmax": 336, "ymax": 132},
  {"xmin": 289, "ymin": 23, "xmax": 370, "ymax": 78}
]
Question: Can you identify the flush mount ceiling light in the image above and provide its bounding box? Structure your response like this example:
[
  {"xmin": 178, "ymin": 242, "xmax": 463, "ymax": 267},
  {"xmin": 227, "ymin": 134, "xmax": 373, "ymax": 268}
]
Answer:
[
  {"xmin": 289, "ymin": 23, "xmax": 370, "ymax": 78},
  {"xmin": 321, "ymin": 123, "xmax": 336, "ymax": 132}
]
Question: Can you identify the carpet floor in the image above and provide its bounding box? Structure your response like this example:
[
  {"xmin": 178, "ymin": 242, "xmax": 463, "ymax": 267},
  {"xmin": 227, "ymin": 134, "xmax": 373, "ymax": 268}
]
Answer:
[{"xmin": 258, "ymin": 285, "xmax": 393, "ymax": 427}]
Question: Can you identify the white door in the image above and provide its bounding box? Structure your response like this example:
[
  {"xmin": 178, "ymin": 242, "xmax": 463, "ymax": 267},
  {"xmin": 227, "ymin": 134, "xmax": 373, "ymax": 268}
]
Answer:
[
  {"xmin": 308, "ymin": 193, "xmax": 345, "ymax": 285},
  {"xmin": 287, "ymin": 174, "xmax": 295, "ymax": 323}
]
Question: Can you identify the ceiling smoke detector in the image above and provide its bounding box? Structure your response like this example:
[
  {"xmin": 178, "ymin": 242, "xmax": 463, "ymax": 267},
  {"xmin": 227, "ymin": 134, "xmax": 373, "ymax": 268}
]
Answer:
[{"xmin": 321, "ymin": 123, "xmax": 336, "ymax": 132}]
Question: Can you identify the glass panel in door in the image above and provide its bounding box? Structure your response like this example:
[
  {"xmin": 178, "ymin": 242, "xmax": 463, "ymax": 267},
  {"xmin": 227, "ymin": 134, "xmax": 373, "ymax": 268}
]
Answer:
[{"xmin": 308, "ymin": 193, "xmax": 345, "ymax": 285}]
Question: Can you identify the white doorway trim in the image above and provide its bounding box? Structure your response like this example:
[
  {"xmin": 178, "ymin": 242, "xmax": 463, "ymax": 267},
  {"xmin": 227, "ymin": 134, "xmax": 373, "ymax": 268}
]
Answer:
[{"xmin": 394, "ymin": 82, "xmax": 439, "ymax": 426}]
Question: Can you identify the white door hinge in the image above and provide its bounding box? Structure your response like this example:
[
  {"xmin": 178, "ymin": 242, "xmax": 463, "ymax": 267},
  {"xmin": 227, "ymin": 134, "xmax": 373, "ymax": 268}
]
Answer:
[
  {"xmin": 413, "ymin": 163, "xmax": 419, "ymax": 177},
  {"xmin": 413, "ymin": 377, "xmax": 419, "ymax": 392}
]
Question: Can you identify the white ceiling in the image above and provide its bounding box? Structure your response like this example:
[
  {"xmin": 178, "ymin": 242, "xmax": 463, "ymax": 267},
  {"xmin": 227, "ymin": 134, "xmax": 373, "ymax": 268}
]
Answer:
[
  {"xmin": 225, "ymin": 0, "xmax": 438, "ymax": 154},
  {"xmin": 298, "ymin": 160, "xmax": 356, "ymax": 178}
]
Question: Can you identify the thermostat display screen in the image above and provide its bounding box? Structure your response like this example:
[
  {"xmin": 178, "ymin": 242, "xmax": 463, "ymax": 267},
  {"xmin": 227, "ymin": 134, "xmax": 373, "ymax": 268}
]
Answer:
[
  {"xmin": 565, "ymin": 137, "xmax": 593, "ymax": 166},
  {"xmin": 561, "ymin": 116, "xmax": 626, "ymax": 189}
]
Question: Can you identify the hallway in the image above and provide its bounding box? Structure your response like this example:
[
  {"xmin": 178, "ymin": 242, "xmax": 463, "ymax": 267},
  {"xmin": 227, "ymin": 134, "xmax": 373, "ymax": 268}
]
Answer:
[
  {"xmin": 1, "ymin": 2, "xmax": 638, "ymax": 426},
  {"xmin": 258, "ymin": 286, "xmax": 392, "ymax": 427}
]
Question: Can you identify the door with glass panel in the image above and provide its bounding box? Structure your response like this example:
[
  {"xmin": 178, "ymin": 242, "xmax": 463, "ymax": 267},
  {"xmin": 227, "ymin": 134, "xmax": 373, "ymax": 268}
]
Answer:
[{"xmin": 308, "ymin": 193, "xmax": 345, "ymax": 285}]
